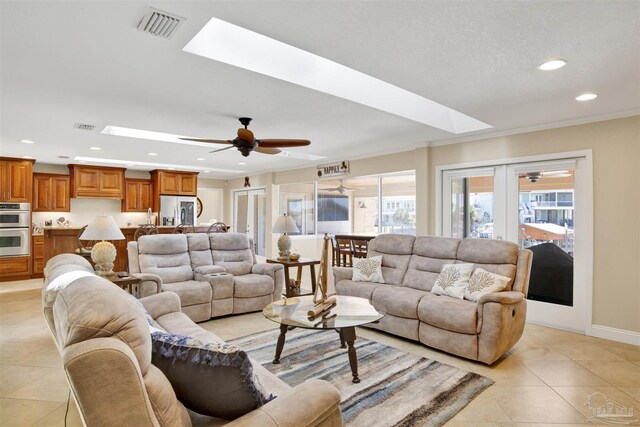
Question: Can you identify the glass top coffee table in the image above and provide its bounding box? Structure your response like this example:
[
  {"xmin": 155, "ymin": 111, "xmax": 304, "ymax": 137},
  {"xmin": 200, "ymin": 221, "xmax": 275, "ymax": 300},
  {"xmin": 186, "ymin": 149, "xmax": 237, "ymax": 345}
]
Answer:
[{"xmin": 263, "ymin": 295, "xmax": 386, "ymax": 383}]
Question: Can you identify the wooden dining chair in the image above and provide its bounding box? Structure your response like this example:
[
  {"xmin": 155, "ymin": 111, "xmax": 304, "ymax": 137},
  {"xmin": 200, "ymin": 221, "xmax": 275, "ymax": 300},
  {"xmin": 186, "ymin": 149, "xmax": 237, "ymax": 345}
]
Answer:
[
  {"xmin": 173, "ymin": 224, "xmax": 195, "ymax": 234},
  {"xmin": 207, "ymin": 222, "xmax": 228, "ymax": 233},
  {"xmin": 351, "ymin": 237, "xmax": 369, "ymax": 259},
  {"xmin": 335, "ymin": 237, "xmax": 354, "ymax": 267}
]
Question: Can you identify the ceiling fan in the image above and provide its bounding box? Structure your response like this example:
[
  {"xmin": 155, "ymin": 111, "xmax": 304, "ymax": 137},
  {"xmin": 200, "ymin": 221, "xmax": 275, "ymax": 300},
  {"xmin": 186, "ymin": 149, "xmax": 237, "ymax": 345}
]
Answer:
[
  {"xmin": 320, "ymin": 180, "xmax": 364, "ymax": 194},
  {"xmin": 180, "ymin": 117, "xmax": 310, "ymax": 157},
  {"xmin": 520, "ymin": 170, "xmax": 572, "ymax": 183}
]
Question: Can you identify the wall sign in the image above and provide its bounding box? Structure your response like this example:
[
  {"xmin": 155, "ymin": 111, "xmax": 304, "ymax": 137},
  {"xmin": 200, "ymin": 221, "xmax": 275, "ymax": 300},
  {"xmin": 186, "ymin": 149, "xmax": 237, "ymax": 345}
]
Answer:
[{"xmin": 317, "ymin": 161, "xmax": 350, "ymax": 178}]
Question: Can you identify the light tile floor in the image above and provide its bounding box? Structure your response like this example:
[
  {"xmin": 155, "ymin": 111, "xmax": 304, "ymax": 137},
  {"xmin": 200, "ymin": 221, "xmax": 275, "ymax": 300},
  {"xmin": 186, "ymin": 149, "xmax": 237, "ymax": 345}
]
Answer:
[{"xmin": 1, "ymin": 282, "xmax": 638, "ymax": 426}]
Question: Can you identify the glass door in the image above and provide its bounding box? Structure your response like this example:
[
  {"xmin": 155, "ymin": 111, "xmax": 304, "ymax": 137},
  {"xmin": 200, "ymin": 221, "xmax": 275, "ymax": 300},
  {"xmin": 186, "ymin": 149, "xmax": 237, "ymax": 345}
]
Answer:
[
  {"xmin": 507, "ymin": 159, "xmax": 587, "ymax": 332},
  {"xmin": 441, "ymin": 157, "xmax": 590, "ymax": 332},
  {"xmin": 233, "ymin": 188, "xmax": 267, "ymax": 256},
  {"xmin": 442, "ymin": 167, "xmax": 504, "ymax": 239}
]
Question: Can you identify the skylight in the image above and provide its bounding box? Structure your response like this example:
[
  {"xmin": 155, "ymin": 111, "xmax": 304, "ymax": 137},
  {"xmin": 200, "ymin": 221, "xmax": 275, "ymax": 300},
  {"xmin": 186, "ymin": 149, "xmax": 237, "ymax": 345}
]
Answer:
[
  {"xmin": 183, "ymin": 18, "xmax": 491, "ymax": 134},
  {"xmin": 73, "ymin": 156, "xmax": 244, "ymax": 174}
]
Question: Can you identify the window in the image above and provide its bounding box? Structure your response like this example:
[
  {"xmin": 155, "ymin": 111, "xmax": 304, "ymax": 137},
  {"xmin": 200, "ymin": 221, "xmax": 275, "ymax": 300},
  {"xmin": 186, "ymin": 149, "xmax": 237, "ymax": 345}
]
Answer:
[
  {"xmin": 278, "ymin": 182, "xmax": 315, "ymax": 235},
  {"xmin": 381, "ymin": 173, "xmax": 416, "ymax": 235}
]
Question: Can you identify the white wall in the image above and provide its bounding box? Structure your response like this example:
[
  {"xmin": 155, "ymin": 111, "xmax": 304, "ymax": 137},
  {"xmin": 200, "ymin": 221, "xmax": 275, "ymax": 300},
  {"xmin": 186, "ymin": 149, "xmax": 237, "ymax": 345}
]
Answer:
[
  {"xmin": 32, "ymin": 198, "xmax": 148, "ymax": 228},
  {"xmin": 197, "ymin": 187, "xmax": 224, "ymax": 225}
]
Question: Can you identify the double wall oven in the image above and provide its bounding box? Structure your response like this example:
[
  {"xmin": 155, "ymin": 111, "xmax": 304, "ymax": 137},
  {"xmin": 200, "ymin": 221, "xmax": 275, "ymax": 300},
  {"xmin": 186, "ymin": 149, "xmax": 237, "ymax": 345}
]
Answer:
[{"xmin": 0, "ymin": 202, "xmax": 31, "ymax": 257}]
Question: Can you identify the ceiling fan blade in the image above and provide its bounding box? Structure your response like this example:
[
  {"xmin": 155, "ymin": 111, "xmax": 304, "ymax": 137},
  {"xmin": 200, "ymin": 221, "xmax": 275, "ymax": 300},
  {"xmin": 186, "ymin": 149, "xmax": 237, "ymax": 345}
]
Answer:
[
  {"xmin": 180, "ymin": 138, "xmax": 233, "ymax": 145},
  {"xmin": 255, "ymin": 146, "xmax": 281, "ymax": 155},
  {"xmin": 237, "ymin": 128, "xmax": 254, "ymax": 143},
  {"xmin": 258, "ymin": 139, "xmax": 311, "ymax": 148},
  {"xmin": 209, "ymin": 145, "xmax": 235, "ymax": 154}
]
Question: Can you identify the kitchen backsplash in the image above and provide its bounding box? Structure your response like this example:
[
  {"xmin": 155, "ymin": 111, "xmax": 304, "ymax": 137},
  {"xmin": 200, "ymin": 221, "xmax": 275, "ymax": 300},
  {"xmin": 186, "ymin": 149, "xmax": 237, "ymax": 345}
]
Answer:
[{"xmin": 32, "ymin": 198, "xmax": 151, "ymax": 228}]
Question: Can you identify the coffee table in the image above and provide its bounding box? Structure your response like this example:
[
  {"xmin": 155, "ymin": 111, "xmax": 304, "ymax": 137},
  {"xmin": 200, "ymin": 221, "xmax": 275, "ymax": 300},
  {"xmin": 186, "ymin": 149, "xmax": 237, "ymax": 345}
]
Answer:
[{"xmin": 263, "ymin": 295, "xmax": 386, "ymax": 383}]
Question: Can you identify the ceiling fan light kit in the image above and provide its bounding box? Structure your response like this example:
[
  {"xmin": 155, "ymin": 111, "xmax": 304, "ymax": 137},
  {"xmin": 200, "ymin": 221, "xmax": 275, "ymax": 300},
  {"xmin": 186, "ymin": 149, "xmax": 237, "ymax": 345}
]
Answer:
[{"xmin": 180, "ymin": 117, "xmax": 311, "ymax": 157}]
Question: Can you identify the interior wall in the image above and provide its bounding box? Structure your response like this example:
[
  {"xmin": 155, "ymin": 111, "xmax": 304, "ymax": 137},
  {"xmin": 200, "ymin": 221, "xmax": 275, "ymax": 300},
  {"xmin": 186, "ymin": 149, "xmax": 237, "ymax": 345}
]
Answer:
[{"xmin": 429, "ymin": 115, "xmax": 640, "ymax": 334}]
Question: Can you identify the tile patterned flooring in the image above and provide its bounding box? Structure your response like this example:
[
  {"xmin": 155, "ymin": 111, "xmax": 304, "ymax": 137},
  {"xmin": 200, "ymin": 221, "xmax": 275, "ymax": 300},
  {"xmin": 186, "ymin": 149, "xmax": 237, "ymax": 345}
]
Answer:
[{"xmin": 0, "ymin": 282, "xmax": 638, "ymax": 426}]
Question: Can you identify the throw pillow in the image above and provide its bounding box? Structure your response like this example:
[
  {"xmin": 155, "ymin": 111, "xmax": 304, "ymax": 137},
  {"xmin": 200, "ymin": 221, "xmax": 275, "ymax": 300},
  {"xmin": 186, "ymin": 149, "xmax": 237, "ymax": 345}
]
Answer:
[
  {"xmin": 464, "ymin": 268, "xmax": 511, "ymax": 302},
  {"xmin": 150, "ymin": 330, "xmax": 273, "ymax": 419},
  {"xmin": 352, "ymin": 255, "xmax": 385, "ymax": 283},
  {"xmin": 431, "ymin": 263, "xmax": 474, "ymax": 299}
]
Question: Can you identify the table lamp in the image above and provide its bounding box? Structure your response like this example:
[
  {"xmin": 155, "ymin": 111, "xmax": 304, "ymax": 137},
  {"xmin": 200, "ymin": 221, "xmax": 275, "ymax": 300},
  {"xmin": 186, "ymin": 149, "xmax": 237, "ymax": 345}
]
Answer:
[
  {"xmin": 80, "ymin": 214, "xmax": 125, "ymax": 276},
  {"xmin": 272, "ymin": 213, "xmax": 299, "ymax": 261}
]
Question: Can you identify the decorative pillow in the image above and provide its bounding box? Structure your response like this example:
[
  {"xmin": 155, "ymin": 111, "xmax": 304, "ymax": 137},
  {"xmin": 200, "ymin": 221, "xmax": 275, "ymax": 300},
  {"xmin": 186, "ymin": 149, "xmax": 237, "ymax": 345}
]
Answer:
[
  {"xmin": 464, "ymin": 268, "xmax": 511, "ymax": 302},
  {"xmin": 150, "ymin": 330, "xmax": 274, "ymax": 419},
  {"xmin": 352, "ymin": 256, "xmax": 385, "ymax": 283},
  {"xmin": 431, "ymin": 263, "xmax": 474, "ymax": 299}
]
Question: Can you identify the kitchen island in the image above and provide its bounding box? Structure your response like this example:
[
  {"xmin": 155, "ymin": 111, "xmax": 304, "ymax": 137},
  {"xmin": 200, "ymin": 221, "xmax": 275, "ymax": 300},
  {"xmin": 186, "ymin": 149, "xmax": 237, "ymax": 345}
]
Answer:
[{"xmin": 43, "ymin": 225, "xmax": 213, "ymax": 273}]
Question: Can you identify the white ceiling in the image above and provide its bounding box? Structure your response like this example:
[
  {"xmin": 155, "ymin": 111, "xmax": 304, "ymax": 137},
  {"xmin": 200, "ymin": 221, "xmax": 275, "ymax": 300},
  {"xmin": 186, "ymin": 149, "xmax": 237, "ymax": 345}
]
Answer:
[{"xmin": 1, "ymin": 1, "xmax": 638, "ymax": 179}]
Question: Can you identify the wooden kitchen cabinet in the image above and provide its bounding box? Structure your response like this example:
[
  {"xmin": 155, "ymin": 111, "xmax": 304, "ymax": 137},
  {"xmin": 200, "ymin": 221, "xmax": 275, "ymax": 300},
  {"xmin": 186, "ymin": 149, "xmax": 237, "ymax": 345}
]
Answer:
[
  {"xmin": 122, "ymin": 179, "xmax": 153, "ymax": 212},
  {"xmin": 0, "ymin": 257, "xmax": 31, "ymax": 281},
  {"xmin": 68, "ymin": 164, "xmax": 125, "ymax": 199},
  {"xmin": 33, "ymin": 173, "xmax": 70, "ymax": 212},
  {"xmin": 150, "ymin": 170, "xmax": 198, "ymax": 196},
  {"xmin": 0, "ymin": 157, "xmax": 34, "ymax": 202},
  {"xmin": 32, "ymin": 235, "xmax": 45, "ymax": 278}
]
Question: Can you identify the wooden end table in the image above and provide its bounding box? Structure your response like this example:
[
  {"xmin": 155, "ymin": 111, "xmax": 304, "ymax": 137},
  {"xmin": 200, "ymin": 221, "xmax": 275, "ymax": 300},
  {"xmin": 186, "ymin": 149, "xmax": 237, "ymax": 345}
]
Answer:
[
  {"xmin": 104, "ymin": 273, "xmax": 141, "ymax": 295},
  {"xmin": 266, "ymin": 258, "xmax": 321, "ymax": 297}
]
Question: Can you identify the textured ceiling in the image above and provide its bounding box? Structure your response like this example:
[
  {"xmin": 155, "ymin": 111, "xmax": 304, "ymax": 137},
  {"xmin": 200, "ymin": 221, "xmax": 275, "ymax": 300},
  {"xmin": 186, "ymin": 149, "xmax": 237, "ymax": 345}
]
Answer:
[{"xmin": 1, "ymin": 1, "xmax": 638, "ymax": 178}]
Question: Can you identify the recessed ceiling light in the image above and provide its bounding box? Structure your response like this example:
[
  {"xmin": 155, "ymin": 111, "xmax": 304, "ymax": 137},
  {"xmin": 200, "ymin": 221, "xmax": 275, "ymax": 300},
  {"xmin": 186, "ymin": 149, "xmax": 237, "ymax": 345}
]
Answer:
[
  {"xmin": 168, "ymin": 167, "xmax": 175, "ymax": 170},
  {"xmin": 183, "ymin": 18, "xmax": 491, "ymax": 134},
  {"xmin": 576, "ymin": 93, "xmax": 598, "ymax": 101},
  {"xmin": 538, "ymin": 59, "xmax": 567, "ymax": 71},
  {"xmin": 20, "ymin": 139, "xmax": 35, "ymax": 144},
  {"xmin": 147, "ymin": 152, "xmax": 159, "ymax": 156},
  {"xmin": 238, "ymin": 162, "xmax": 246, "ymax": 165},
  {"xmin": 21, "ymin": 155, "xmax": 34, "ymax": 159},
  {"xmin": 203, "ymin": 170, "xmax": 211, "ymax": 173},
  {"xmin": 196, "ymin": 157, "xmax": 206, "ymax": 161},
  {"xmin": 89, "ymin": 146, "xmax": 102, "ymax": 151},
  {"xmin": 73, "ymin": 157, "xmax": 244, "ymax": 174}
]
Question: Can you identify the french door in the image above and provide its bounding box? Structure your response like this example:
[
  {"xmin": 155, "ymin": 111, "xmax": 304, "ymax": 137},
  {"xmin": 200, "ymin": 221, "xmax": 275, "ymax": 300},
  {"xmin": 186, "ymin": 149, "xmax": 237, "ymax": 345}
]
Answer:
[
  {"xmin": 441, "ymin": 157, "xmax": 591, "ymax": 332},
  {"xmin": 233, "ymin": 188, "xmax": 267, "ymax": 256}
]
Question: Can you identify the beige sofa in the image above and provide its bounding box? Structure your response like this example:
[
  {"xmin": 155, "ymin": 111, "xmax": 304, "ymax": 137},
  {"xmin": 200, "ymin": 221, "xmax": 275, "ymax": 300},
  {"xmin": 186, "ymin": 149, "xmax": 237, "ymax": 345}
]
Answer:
[
  {"xmin": 128, "ymin": 233, "xmax": 284, "ymax": 322},
  {"xmin": 43, "ymin": 254, "xmax": 343, "ymax": 427},
  {"xmin": 334, "ymin": 234, "xmax": 532, "ymax": 364}
]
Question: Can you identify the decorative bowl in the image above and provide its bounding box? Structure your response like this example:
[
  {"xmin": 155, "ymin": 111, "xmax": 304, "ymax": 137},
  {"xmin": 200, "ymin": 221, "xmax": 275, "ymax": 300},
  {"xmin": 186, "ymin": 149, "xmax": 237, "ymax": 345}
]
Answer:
[{"xmin": 289, "ymin": 253, "xmax": 301, "ymax": 261}]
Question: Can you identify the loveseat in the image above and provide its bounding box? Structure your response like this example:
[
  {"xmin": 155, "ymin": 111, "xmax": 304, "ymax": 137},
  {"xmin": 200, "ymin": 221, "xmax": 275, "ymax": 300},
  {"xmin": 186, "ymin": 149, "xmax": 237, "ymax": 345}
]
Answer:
[
  {"xmin": 42, "ymin": 254, "xmax": 343, "ymax": 427},
  {"xmin": 128, "ymin": 233, "xmax": 284, "ymax": 322},
  {"xmin": 333, "ymin": 234, "xmax": 532, "ymax": 364}
]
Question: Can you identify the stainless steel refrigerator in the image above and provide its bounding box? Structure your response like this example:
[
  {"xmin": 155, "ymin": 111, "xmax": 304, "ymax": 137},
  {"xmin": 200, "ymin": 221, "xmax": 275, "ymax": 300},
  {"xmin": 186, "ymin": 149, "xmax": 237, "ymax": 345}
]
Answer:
[{"xmin": 159, "ymin": 196, "xmax": 197, "ymax": 226}]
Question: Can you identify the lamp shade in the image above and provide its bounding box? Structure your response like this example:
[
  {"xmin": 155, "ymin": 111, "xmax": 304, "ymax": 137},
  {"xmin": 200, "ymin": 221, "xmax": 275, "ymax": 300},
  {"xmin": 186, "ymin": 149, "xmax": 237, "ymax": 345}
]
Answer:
[
  {"xmin": 80, "ymin": 215, "xmax": 125, "ymax": 240},
  {"xmin": 272, "ymin": 214, "xmax": 299, "ymax": 234}
]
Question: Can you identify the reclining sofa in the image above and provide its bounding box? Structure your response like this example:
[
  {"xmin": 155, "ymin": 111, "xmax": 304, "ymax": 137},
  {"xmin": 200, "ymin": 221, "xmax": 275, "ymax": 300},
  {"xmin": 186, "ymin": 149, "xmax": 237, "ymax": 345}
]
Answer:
[
  {"xmin": 128, "ymin": 233, "xmax": 284, "ymax": 322},
  {"xmin": 42, "ymin": 254, "xmax": 342, "ymax": 427},
  {"xmin": 333, "ymin": 234, "xmax": 532, "ymax": 364}
]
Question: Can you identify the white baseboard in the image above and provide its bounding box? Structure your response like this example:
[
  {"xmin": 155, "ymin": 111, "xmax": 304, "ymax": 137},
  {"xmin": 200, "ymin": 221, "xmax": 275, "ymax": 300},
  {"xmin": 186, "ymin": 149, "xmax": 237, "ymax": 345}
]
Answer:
[{"xmin": 588, "ymin": 324, "xmax": 640, "ymax": 346}]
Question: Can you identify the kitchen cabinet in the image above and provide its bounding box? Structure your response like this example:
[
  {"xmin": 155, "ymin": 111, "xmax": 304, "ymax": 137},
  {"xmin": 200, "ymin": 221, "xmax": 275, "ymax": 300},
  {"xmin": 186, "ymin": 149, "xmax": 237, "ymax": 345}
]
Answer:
[
  {"xmin": 68, "ymin": 164, "xmax": 125, "ymax": 199},
  {"xmin": 33, "ymin": 173, "xmax": 71, "ymax": 212},
  {"xmin": 0, "ymin": 157, "xmax": 34, "ymax": 202},
  {"xmin": 150, "ymin": 170, "xmax": 198, "ymax": 196},
  {"xmin": 122, "ymin": 179, "xmax": 153, "ymax": 212},
  {"xmin": 32, "ymin": 235, "xmax": 45, "ymax": 278},
  {"xmin": 0, "ymin": 257, "xmax": 31, "ymax": 281}
]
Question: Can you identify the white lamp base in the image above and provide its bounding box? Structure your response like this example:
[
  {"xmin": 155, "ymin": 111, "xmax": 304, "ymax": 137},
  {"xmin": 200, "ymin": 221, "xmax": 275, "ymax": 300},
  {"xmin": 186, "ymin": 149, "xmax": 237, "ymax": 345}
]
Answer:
[
  {"xmin": 91, "ymin": 241, "xmax": 117, "ymax": 276},
  {"xmin": 277, "ymin": 234, "xmax": 291, "ymax": 261}
]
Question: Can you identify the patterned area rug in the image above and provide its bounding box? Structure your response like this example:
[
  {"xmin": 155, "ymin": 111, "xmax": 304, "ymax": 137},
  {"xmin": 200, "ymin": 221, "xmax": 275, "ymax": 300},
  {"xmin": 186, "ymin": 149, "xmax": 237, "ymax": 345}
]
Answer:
[{"xmin": 229, "ymin": 328, "xmax": 493, "ymax": 427}]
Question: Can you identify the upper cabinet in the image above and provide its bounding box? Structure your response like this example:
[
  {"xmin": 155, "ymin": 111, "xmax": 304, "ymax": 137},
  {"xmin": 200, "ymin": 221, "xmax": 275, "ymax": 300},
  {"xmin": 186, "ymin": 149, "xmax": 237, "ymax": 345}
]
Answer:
[
  {"xmin": 33, "ymin": 173, "xmax": 71, "ymax": 212},
  {"xmin": 0, "ymin": 158, "xmax": 34, "ymax": 202},
  {"xmin": 68, "ymin": 165, "xmax": 125, "ymax": 199},
  {"xmin": 150, "ymin": 170, "xmax": 198, "ymax": 196},
  {"xmin": 122, "ymin": 178, "xmax": 153, "ymax": 212}
]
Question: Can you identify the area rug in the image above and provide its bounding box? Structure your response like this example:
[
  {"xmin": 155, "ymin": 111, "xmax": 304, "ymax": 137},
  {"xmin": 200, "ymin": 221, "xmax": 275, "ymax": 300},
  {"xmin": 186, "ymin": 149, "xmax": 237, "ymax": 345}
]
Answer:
[{"xmin": 229, "ymin": 328, "xmax": 493, "ymax": 427}]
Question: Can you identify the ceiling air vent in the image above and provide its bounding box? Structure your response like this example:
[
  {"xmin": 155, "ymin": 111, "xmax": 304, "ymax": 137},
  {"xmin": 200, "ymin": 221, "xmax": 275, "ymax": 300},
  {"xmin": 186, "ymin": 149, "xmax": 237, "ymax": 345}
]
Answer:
[
  {"xmin": 74, "ymin": 123, "xmax": 95, "ymax": 131},
  {"xmin": 137, "ymin": 7, "xmax": 185, "ymax": 39}
]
